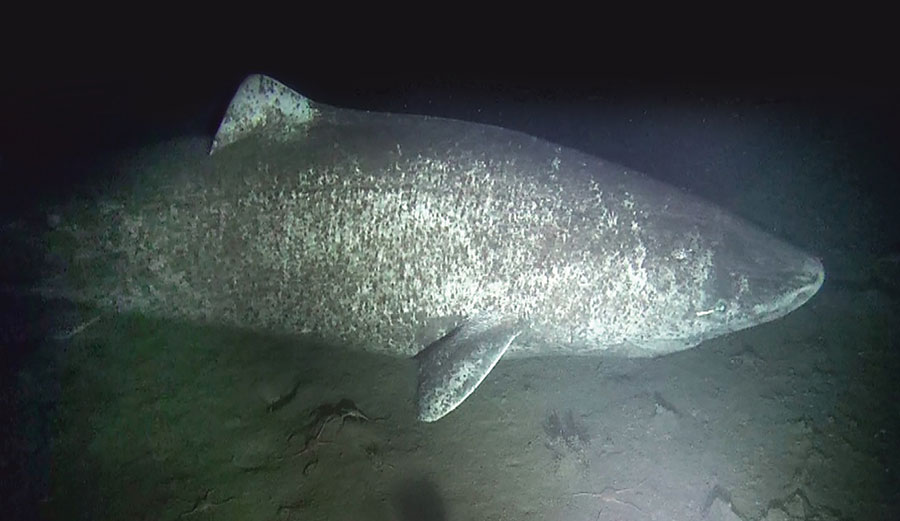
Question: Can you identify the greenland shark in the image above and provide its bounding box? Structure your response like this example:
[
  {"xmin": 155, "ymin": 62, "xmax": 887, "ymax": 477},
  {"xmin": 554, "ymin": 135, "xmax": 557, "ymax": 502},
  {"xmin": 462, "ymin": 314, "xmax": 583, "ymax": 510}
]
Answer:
[{"xmin": 33, "ymin": 75, "xmax": 824, "ymax": 422}]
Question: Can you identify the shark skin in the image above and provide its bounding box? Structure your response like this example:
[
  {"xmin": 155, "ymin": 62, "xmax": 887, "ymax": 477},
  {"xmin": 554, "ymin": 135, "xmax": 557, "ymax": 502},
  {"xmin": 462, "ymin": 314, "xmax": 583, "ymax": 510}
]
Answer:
[{"xmin": 37, "ymin": 75, "xmax": 824, "ymax": 422}]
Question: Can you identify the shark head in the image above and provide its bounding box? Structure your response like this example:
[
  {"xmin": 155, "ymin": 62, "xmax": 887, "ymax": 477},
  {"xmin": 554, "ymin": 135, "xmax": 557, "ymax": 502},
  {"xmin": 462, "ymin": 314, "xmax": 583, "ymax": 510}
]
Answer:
[
  {"xmin": 543, "ymin": 186, "xmax": 827, "ymax": 357},
  {"xmin": 687, "ymin": 216, "xmax": 825, "ymax": 344}
]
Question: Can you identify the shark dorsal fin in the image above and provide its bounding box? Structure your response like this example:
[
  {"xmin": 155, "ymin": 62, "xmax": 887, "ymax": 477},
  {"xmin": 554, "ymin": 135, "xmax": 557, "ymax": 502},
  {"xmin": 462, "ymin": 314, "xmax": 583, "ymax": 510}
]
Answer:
[{"xmin": 210, "ymin": 74, "xmax": 319, "ymax": 154}]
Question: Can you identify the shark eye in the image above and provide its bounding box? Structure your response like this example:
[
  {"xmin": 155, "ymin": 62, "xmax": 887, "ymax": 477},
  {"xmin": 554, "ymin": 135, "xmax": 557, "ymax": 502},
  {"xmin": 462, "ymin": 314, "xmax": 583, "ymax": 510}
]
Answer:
[{"xmin": 695, "ymin": 300, "xmax": 728, "ymax": 317}]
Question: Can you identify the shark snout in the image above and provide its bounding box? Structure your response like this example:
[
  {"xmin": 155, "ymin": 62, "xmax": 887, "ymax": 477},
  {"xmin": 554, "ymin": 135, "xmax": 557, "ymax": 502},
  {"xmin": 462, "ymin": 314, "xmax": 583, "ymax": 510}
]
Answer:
[{"xmin": 795, "ymin": 255, "xmax": 825, "ymax": 302}]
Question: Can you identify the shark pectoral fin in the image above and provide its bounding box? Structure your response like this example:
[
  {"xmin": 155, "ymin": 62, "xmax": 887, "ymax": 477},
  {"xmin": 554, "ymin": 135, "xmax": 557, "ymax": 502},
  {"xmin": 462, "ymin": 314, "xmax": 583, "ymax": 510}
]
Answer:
[{"xmin": 414, "ymin": 317, "xmax": 522, "ymax": 422}]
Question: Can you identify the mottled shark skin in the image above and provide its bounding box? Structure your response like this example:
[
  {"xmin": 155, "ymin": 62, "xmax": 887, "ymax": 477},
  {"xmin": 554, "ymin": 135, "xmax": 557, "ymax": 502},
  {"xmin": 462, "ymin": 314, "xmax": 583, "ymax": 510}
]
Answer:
[{"xmin": 39, "ymin": 75, "xmax": 825, "ymax": 422}]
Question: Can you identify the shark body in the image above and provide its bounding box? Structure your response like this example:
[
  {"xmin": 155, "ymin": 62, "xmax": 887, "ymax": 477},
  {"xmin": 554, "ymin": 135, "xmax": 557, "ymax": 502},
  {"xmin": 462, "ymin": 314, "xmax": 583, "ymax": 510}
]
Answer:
[{"xmin": 39, "ymin": 76, "xmax": 825, "ymax": 421}]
